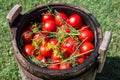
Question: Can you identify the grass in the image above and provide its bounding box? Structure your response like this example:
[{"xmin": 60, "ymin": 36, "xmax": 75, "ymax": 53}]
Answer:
[{"xmin": 0, "ymin": 0, "xmax": 120, "ymax": 80}]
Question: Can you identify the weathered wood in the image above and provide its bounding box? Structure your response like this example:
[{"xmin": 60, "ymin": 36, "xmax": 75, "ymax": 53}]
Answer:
[
  {"xmin": 6, "ymin": 4, "xmax": 22, "ymax": 24},
  {"xmin": 18, "ymin": 63, "xmax": 43, "ymax": 80},
  {"xmin": 6, "ymin": 3, "xmax": 108, "ymax": 80},
  {"xmin": 97, "ymin": 31, "xmax": 112, "ymax": 73},
  {"xmin": 17, "ymin": 58, "xmax": 97, "ymax": 80}
]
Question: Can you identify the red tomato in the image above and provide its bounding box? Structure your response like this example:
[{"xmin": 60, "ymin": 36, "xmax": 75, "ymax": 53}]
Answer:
[
  {"xmin": 74, "ymin": 51, "xmax": 86, "ymax": 59},
  {"xmin": 47, "ymin": 64, "xmax": 59, "ymax": 70},
  {"xmin": 79, "ymin": 42, "xmax": 94, "ymax": 56},
  {"xmin": 74, "ymin": 51, "xmax": 80, "ymax": 55},
  {"xmin": 42, "ymin": 20, "xmax": 57, "ymax": 32},
  {"xmin": 78, "ymin": 29, "xmax": 94, "ymax": 42},
  {"xmin": 22, "ymin": 30, "xmax": 33, "ymax": 43},
  {"xmin": 80, "ymin": 25, "xmax": 89, "ymax": 31},
  {"xmin": 33, "ymin": 32, "xmax": 42, "ymax": 43},
  {"xmin": 23, "ymin": 44, "xmax": 35, "ymax": 56},
  {"xmin": 33, "ymin": 32, "xmax": 42, "ymax": 40},
  {"xmin": 61, "ymin": 42, "xmax": 76, "ymax": 56},
  {"xmin": 59, "ymin": 63, "xmax": 72, "ymax": 70},
  {"xmin": 77, "ymin": 57, "xmax": 86, "ymax": 64},
  {"xmin": 42, "ymin": 13, "xmax": 54, "ymax": 22},
  {"xmin": 66, "ymin": 37, "xmax": 77, "ymax": 44},
  {"xmin": 39, "ymin": 44, "xmax": 52, "ymax": 57},
  {"xmin": 48, "ymin": 38, "xmax": 58, "ymax": 45},
  {"xmin": 61, "ymin": 37, "xmax": 77, "ymax": 55},
  {"xmin": 33, "ymin": 50, "xmax": 39, "ymax": 57},
  {"xmin": 60, "ymin": 25, "xmax": 70, "ymax": 33},
  {"xmin": 55, "ymin": 12, "xmax": 68, "ymax": 26},
  {"xmin": 74, "ymin": 51, "xmax": 87, "ymax": 65},
  {"xmin": 67, "ymin": 14, "xmax": 82, "ymax": 29},
  {"xmin": 63, "ymin": 52, "xmax": 69, "ymax": 58},
  {"xmin": 33, "ymin": 32, "xmax": 48, "ymax": 42},
  {"xmin": 74, "ymin": 51, "xmax": 83, "ymax": 56},
  {"xmin": 51, "ymin": 53, "xmax": 62, "ymax": 63},
  {"xmin": 36, "ymin": 55, "xmax": 47, "ymax": 63}
]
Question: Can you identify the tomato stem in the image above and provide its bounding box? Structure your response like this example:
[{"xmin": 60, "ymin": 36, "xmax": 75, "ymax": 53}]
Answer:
[{"xmin": 42, "ymin": 49, "xmax": 94, "ymax": 66}]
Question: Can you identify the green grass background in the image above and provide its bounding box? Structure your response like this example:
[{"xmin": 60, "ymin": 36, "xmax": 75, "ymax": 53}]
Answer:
[{"xmin": 0, "ymin": 0, "xmax": 120, "ymax": 80}]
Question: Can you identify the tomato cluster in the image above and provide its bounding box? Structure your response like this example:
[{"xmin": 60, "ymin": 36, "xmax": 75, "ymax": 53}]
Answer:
[{"xmin": 21, "ymin": 11, "xmax": 94, "ymax": 70}]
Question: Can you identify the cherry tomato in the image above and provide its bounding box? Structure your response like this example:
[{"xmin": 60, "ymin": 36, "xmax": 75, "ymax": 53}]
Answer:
[
  {"xmin": 74, "ymin": 52, "xmax": 87, "ymax": 65},
  {"xmin": 78, "ymin": 29, "xmax": 94, "ymax": 42},
  {"xmin": 75, "ymin": 51, "xmax": 86, "ymax": 65},
  {"xmin": 51, "ymin": 53, "xmax": 62, "ymax": 63},
  {"xmin": 36, "ymin": 55, "xmax": 47, "ymax": 63},
  {"xmin": 42, "ymin": 13, "xmax": 54, "ymax": 22},
  {"xmin": 74, "ymin": 51, "xmax": 86, "ymax": 59},
  {"xmin": 47, "ymin": 64, "xmax": 59, "ymax": 70},
  {"xmin": 48, "ymin": 38, "xmax": 58, "ymax": 45},
  {"xmin": 77, "ymin": 57, "xmax": 86, "ymax": 64},
  {"xmin": 61, "ymin": 43, "xmax": 75, "ymax": 56},
  {"xmin": 33, "ymin": 32, "xmax": 48, "ymax": 43},
  {"xmin": 66, "ymin": 37, "xmax": 77, "ymax": 44},
  {"xmin": 33, "ymin": 32, "xmax": 42, "ymax": 43},
  {"xmin": 59, "ymin": 63, "xmax": 72, "ymax": 70},
  {"xmin": 55, "ymin": 12, "xmax": 68, "ymax": 26},
  {"xmin": 80, "ymin": 25, "xmax": 89, "ymax": 31},
  {"xmin": 63, "ymin": 52, "xmax": 69, "ymax": 58},
  {"xmin": 67, "ymin": 14, "xmax": 82, "ymax": 29},
  {"xmin": 42, "ymin": 20, "xmax": 57, "ymax": 32},
  {"xmin": 61, "ymin": 42, "xmax": 75, "ymax": 56},
  {"xmin": 79, "ymin": 42, "xmax": 94, "ymax": 56},
  {"xmin": 23, "ymin": 44, "xmax": 35, "ymax": 56},
  {"xmin": 60, "ymin": 25, "xmax": 70, "ymax": 33},
  {"xmin": 22, "ymin": 30, "xmax": 33, "ymax": 43},
  {"xmin": 39, "ymin": 44, "xmax": 52, "ymax": 57},
  {"xmin": 61, "ymin": 37, "xmax": 77, "ymax": 55},
  {"xmin": 33, "ymin": 50, "xmax": 39, "ymax": 57}
]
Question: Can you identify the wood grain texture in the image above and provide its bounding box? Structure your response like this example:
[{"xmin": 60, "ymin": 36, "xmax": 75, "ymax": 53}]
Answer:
[
  {"xmin": 6, "ymin": 4, "xmax": 22, "ymax": 24},
  {"xmin": 97, "ymin": 31, "xmax": 112, "ymax": 73},
  {"xmin": 7, "ymin": 3, "xmax": 103, "ymax": 80}
]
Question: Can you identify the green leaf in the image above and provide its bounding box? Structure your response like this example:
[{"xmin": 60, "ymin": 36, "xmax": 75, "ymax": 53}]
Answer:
[
  {"xmin": 32, "ymin": 27, "xmax": 39, "ymax": 33},
  {"xmin": 71, "ymin": 58, "xmax": 77, "ymax": 67},
  {"xmin": 32, "ymin": 39, "xmax": 39, "ymax": 49}
]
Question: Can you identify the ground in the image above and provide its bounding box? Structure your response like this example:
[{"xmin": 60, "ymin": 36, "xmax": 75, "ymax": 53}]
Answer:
[{"xmin": 0, "ymin": 0, "xmax": 120, "ymax": 80}]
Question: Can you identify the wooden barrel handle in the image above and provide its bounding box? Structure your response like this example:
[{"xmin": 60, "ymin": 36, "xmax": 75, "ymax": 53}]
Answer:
[
  {"xmin": 6, "ymin": 4, "xmax": 22, "ymax": 24},
  {"xmin": 97, "ymin": 31, "xmax": 112, "ymax": 73}
]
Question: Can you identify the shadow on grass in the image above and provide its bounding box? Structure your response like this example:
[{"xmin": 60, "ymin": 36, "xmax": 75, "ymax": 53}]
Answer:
[{"xmin": 96, "ymin": 56, "xmax": 120, "ymax": 80}]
